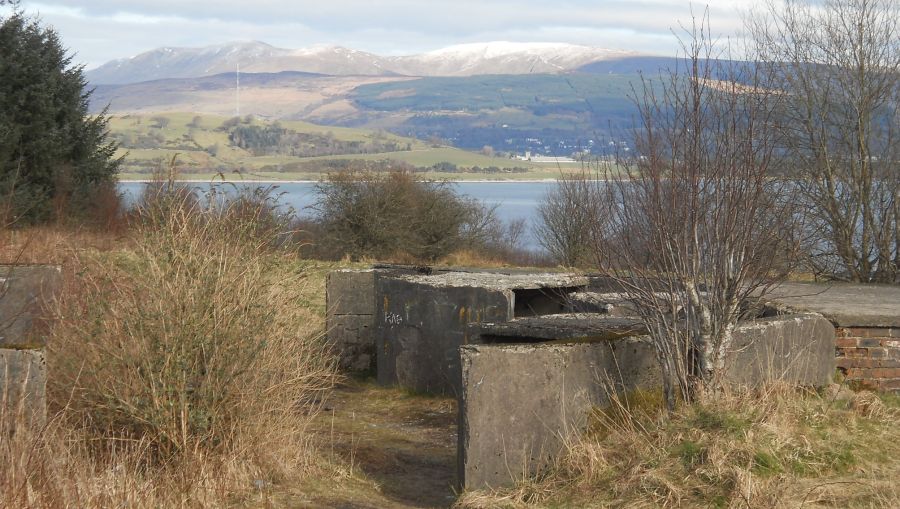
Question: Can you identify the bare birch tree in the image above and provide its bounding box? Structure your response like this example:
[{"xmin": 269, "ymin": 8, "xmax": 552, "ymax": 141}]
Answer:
[
  {"xmin": 749, "ymin": 0, "xmax": 899, "ymax": 282},
  {"xmin": 595, "ymin": 17, "xmax": 802, "ymax": 408}
]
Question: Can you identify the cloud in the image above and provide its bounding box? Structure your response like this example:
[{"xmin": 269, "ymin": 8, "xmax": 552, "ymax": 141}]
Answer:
[{"xmin": 15, "ymin": 0, "xmax": 757, "ymax": 68}]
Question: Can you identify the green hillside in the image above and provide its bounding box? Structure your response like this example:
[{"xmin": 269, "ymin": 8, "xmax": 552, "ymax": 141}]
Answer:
[
  {"xmin": 108, "ymin": 112, "xmax": 573, "ymax": 181},
  {"xmin": 349, "ymin": 73, "xmax": 644, "ymax": 155}
]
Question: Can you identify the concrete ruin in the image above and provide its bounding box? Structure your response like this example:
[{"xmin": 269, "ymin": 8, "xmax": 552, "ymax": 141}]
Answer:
[
  {"xmin": 326, "ymin": 269, "xmax": 377, "ymax": 371},
  {"xmin": 767, "ymin": 282, "xmax": 900, "ymax": 392},
  {"xmin": 458, "ymin": 312, "xmax": 835, "ymax": 489},
  {"xmin": 324, "ymin": 267, "xmax": 900, "ymax": 490},
  {"xmin": 375, "ymin": 271, "xmax": 591, "ymax": 394},
  {"xmin": 0, "ymin": 265, "xmax": 62, "ymax": 432}
]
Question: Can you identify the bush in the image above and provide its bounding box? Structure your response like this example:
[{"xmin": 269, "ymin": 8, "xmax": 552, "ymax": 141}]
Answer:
[
  {"xmin": 48, "ymin": 186, "xmax": 335, "ymax": 468},
  {"xmin": 311, "ymin": 170, "xmax": 502, "ymax": 261},
  {"xmin": 534, "ymin": 170, "xmax": 604, "ymax": 267}
]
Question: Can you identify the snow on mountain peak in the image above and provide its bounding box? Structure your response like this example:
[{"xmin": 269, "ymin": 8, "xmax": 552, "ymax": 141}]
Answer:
[{"xmin": 425, "ymin": 41, "xmax": 592, "ymax": 59}]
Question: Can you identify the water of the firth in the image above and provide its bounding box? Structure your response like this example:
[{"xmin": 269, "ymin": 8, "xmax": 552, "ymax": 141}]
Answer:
[{"xmin": 118, "ymin": 181, "xmax": 556, "ymax": 251}]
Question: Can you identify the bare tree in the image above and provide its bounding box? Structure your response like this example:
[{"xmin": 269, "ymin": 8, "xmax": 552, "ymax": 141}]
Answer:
[
  {"xmin": 749, "ymin": 0, "xmax": 899, "ymax": 282},
  {"xmin": 596, "ymin": 16, "xmax": 801, "ymax": 408},
  {"xmin": 534, "ymin": 170, "xmax": 604, "ymax": 267}
]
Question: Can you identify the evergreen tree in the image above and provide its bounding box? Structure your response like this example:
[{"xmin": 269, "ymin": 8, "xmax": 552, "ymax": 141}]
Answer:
[{"xmin": 0, "ymin": 5, "xmax": 120, "ymax": 222}]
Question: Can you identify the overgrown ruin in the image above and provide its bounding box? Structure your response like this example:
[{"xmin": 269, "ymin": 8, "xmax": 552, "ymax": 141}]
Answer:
[
  {"xmin": 0, "ymin": 265, "xmax": 62, "ymax": 433},
  {"xmin": 326, "ymin": 266, "xmax": 900, "ymax": 490}
]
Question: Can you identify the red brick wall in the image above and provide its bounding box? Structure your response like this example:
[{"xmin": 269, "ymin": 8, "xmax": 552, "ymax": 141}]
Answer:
[{"xmin": 835, "ymin": 327, "xmax": 900, "ymax": 392}]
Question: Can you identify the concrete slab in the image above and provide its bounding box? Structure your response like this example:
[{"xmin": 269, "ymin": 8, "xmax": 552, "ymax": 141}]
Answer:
[
  {"xmin": 768, "ymin": 282, "xmax": 900, "ymax": 327},
  {"xmin": 0, "ymin": 265, "xmax": 63, "ymax": 348},
  {"xmin": 468, "ymin": 314, "xmax": 645, "ymax": 343}
]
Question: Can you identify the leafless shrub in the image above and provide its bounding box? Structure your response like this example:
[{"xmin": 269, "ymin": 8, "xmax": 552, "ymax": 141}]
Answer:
[
  {"xmin": 748, "ymin": 0, "xmax": 900, "ymax": 282},
  {"xmin": 310, "ymin": 169, "xmax": 504, "ymax": 261},
  {"xmin": 534, "ymin": 170, "xmax": 605, "ymax": 268},
  {"xmin": 596, "ymin": 14, "xmax": 803, "ymax": 407},
  {"xmin": 44, "ymin": 179, "xmax": 336, "ymax": 491}
]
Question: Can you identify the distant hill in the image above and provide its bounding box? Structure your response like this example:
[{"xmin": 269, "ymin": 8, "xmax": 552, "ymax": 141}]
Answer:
[
  {"xmin": 576, "ymin": 56, "xmax": 678, "ymax": 75},
  {"xmin": 90, "ymin": 70, "xmax": 648, "ymax": 156},
  {"xmin": 89, "ymin": 48, "xmax": 758, "ymax": 159},
  {"xmin": 86, "ymin": 40, "xmax": 642, "ymax": 84},
  {"xmin": 105, "ymin": 112, "xmax": 552, "ymax": 180}
]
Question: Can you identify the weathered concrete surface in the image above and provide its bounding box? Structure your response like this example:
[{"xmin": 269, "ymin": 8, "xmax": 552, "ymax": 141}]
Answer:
[
  {"xmin": 768, "ymin": 282, "xmax": 900, "ymax": 327},
  {"xmin": 468, "ymin": 314, "xmax": 646, "ymax": 343},
  {"xmin": 0, "ymin": 265, "xmax": 63, "ymax": 348},
  {"xmin": 726, "ymin": 314, "xmax": 836, "ymax": 386},
  {"xmin": 326, "ymin": 270, "xmax": 376, "ymax": 371},
  {"xmin": 459, "ymin": 313, "xmax": 835, "ymax": 490},
  {"xmin": 0, "ymin": 348, "xmax": 47, "ymax": 430},
  {"xmin": 376, "ymin": 272, "xmax": 591, "ymax": 394},
  {"xmin": 376, "ymin": 277, "xmax": 512, "ymax": 394},
  {"xmin": 326, "ymin": 269, "xmax": 375, "ymax": 316},
  {"xmin": 458, "ymin": 338, "xmax": 659, "ymax": 491}
]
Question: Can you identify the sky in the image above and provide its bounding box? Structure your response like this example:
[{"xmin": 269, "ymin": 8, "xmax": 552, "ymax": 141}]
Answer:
[{"xmin": 7, "ymin": 1, "xmax": 759, "ymax": 69}]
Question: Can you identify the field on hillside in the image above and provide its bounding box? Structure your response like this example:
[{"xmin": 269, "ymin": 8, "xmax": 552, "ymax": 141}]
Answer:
[{"xmin": 108, "ymin": 112, "xmax": 579, "ymax": 181}]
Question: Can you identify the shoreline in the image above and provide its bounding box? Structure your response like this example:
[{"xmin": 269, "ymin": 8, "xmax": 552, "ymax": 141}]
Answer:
[{"xmin": 118, "ymin": 178, "xmax": 562, "ymax": 184}]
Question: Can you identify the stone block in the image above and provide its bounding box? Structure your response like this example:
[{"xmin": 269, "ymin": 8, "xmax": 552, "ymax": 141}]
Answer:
[
  {"xmin": 0, "ymin": 348, "xmax": 47, "ymax": 431},
  {"xmin": 0, "ymin": 265, "xmax": 63, "ymax": 348}
]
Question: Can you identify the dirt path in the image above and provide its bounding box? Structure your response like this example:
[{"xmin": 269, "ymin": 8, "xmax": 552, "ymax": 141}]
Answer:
[{"xmin": 305, "ymin": 379, "xmax": 459, "ymax": 508}]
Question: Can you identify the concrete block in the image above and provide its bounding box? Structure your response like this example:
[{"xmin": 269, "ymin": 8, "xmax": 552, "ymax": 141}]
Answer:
[
  {"xmin": 458, "ymin": 339, "xmax": 658, "ymax": 491},
  {"xmin": 0, "ymin": 265, "xmax": 63, "ymax": 348},
  {"xmin": 376, "ymin": 276, "xmax": 513, "ymax": 394},
  {"xmin": 459, "ymin": 313, "xmax": 836, "ymax": 490},
  {"xmin": 727, "ymin": 313, "xmax": 836, "ymax": 387},
  {"xmin": 375, "ymin": 271, "xmax": 592, "ymax": 394},
  {"xmin": 326, "ymin": 269, "xmax": 375, "ymax": 316},
  {"xmin": 0, "ymin": 348, "xmax": 47, "ymax": 431}
]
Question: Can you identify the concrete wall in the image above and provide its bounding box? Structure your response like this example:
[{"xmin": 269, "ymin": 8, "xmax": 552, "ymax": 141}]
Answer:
[
  {"xmin": 376, "ymin": 276, "xmax": 513, "ymax": 394},
  {"xmin": 458, "ymin": 338, "xmax": 658, "ymax": 491},
  {"xmin": 0, "ymin": 265, "xmax": 63, "ymax": 348},
  {"xmin": 458, "ymin": 313, "xmax": 835, "ymax": 490},
  {"xmin": 0, "ymin": 265, "xmax": 62, "ymax": 432},
  {"xmin": 326, "ymin": 269, "xmax": 376, "ymax": 372}
]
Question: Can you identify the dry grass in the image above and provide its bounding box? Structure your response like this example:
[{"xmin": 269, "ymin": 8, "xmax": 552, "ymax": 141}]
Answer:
[
  {"xmin": 457, "ymin": 385, "xmax": 900, "ymax": 508},
  {"xmin": 0, "ymin": 187, "xmax": 340, "ymax": 507}
]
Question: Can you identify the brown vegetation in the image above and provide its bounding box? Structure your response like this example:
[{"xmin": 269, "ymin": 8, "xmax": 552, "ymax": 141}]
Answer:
[
  {"xmin": 0, "ymin": 182, "xmax": 338, "ymax": 507},
  {"xmin": 458, "ymin": 385, "xmax": 900, "ymax": 508}
]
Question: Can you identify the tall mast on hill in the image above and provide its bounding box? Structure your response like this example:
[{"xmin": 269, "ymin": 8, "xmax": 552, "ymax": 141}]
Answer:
[{"xmin": 235, "ymin": 62, "xmax": 241, "ymax": 117}]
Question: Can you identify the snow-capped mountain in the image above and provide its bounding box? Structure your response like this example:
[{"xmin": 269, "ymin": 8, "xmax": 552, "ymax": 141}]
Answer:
[
  {"xmin": 390, "ymin": 42, "xmax": 634, "ymax": 76},
  {"xmin": 86, "ymin": 41, "xmax": 638, "ymax": 84}
]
